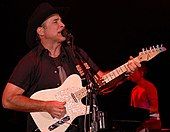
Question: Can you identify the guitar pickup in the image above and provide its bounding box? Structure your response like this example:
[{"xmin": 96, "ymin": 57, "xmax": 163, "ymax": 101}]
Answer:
[
  {"xmin": 71, "ymin": 93, "xmax": 78, "ymax": 103},
  {"xmin": 48, "ymin": 116, "xmax": 70, "ymax": 131}
]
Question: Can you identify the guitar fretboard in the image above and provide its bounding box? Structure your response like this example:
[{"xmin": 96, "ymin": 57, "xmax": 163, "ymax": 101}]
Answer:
[{"xmin": 101, "ymin": 57, "xmax": 140, "ymax": 84}]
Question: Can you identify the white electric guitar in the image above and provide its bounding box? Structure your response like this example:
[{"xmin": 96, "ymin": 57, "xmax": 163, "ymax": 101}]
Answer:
[{"xmin": 30, "ymin": 45, "xmax": 166, "ymax": 132}]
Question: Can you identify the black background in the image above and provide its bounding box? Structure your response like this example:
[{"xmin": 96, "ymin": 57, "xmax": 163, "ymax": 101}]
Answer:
[{"xmin": 0, "ymin": 0, "xmax": 170, "ymax": 130}]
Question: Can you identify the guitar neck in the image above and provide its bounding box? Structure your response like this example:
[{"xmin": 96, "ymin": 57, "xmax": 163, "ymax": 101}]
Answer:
[
  {"xmin": 102, "ymin": 57, "xmax": 140, "ymax": 83},
  {"xmin": 100, "ymin": 45, "xmax": 167, "ymax": 85}
]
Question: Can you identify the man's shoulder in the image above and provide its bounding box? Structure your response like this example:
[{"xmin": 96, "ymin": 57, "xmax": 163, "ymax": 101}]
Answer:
[{"xmin": 18, "ymin": 46, "xmax": 42, "ymax": 66}]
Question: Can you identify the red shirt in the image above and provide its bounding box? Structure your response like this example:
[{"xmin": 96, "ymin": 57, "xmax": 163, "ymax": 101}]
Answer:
[{"xmin": 130, "ymin": 79, "xmax": 159, "ymax": 113}]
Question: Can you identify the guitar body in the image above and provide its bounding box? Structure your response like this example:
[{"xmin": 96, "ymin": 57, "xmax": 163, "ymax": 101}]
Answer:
[{"xmin": 30, "ymin": 74, "xmax": 89, "ymax": 132}]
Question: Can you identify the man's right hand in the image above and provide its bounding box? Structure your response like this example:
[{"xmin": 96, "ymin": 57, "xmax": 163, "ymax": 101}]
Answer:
[{"xmin": 45, "ymin": 101, "xmax": 66, "ymax": 119}]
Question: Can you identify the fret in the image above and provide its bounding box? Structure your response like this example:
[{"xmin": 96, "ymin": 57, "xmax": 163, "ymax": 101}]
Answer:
[
  {"xmin": 109, "ymin": 72, "xmax": 116, "ymax": 79},
  {"xmin": 122, "ymin": 63, "xmax": 128, "ymax": 72},
  {"xmin": 103, "ymin": 74, "xmax": 112, "ymax": 83},
  {"xmin": 113, "ymin": 69, "xmax": 119, "ymax": 77},
  {"xmin": 102, "ymin": 64, "xmax": 127, "ymax": 84},
  {"xmin": 116, "ymin": 67, "xmax": 123, "ymax": 75},
  {"xmin": 109, "ymin": 71, "xmax": 116, "ymax": 79},
  {"xmin": 120, "ymin": 65, "xmax": 127, "ymax": 72}
]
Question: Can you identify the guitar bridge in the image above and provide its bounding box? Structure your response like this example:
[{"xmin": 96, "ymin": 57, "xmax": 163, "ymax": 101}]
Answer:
[{"xmin": 48, "ymin": 116, "xmax": 70, "ymax": 131}]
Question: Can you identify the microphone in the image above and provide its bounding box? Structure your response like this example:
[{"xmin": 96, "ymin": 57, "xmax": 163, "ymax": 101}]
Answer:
[
  {"xmin": 62, "ymin": 28, "xmax": 73, "ymax": 38},
  {"xmin": 61, "ymin": 28, "xmax": 73, "ymax": 45}
]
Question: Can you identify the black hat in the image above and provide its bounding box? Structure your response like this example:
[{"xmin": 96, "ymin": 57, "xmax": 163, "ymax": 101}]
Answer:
[{"xmin": 26, "ymin": 2, "xmax": 68, "ymax": 49}]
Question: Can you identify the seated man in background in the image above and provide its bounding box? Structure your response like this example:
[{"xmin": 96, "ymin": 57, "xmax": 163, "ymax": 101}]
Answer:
[{"xmin": 128, "ymin": 66, "xmax": 161, "ymax": 131}]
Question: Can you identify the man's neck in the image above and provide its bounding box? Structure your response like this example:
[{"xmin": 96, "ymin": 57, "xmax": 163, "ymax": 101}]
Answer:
[{"xmin": 41, "ymin": 40, "xmax": 62, "ymax": 58}]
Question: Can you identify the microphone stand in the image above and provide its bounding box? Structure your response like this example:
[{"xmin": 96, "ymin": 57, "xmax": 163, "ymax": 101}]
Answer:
[
  {"xmin": 73, "ymin": 51, "xmax": 99, "ymax": 132},
  {"xmin": 88, "ymin": 80, "xmax": 99, "ymax": 132},
  {"xmin": 64, "ymin": 30, "xmax": 100, "ymax": 132}
]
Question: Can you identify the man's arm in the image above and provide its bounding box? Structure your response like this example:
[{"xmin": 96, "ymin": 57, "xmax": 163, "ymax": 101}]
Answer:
[{"xmin": 2, "ymin": 83, "xmax": 66, "ymax": 119}]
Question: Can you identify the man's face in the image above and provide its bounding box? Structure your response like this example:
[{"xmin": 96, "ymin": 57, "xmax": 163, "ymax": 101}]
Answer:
[{"xmin": 39, "ymin": 14, "xmax": 66, "ymax": 43}]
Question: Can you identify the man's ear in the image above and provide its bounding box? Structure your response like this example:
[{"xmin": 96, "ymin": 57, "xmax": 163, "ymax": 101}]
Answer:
[{"xmin": 37, "ymin": 27, "xmax": 44, "ymax": 36}]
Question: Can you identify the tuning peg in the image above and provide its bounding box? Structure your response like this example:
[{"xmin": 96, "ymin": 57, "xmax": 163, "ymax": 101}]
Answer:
[
  {"xmin": 142, "ymin": 48, "xmax": 145, "ymax": 52},
  {"xmin": 145, "ymin": 47, "xmax": 149, "ymax": 53}
]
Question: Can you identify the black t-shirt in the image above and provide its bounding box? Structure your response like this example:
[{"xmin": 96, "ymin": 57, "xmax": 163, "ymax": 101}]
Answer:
[{"xmin": 8, "ymin": 44, "xmax": 100, "ymax": 132}]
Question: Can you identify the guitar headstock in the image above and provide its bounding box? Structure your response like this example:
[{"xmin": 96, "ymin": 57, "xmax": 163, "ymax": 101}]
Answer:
[{"xmin": 138, "ymin": 44, "xmax": 167, "ymax": 62}]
